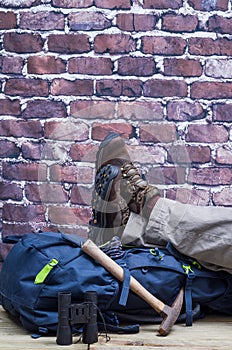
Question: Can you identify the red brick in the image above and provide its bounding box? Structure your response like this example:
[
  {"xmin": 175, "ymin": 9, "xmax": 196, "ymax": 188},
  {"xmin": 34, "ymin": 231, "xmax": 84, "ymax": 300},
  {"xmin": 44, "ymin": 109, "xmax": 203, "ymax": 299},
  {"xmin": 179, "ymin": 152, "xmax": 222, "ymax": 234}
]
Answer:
[
  {"xmin": 0, "ymin": 98, "xmax": 20, "ymax": 116},
  {"xmin": 187, "ymin": 124, "xmax": 228, "ymax": 143},
  {"xmin": 0, "ymin": 182, "xmax": 23, "ymax": 200},
  {"xmin": 92, "ymin": 123, "xmax": 133, "ymax": 140},
  {"xmin": 71, "ymin": 185, "xmax": 92, "ymax": 206},
  {"xmin": 144, "ymin": 0, "xmax": 182, "ymax": 9},
  {"xmin": 28, "ymin": 56, "xmax": 66, "ymax": 74},
  {"xmin": 22, "ymin": 142, "xmax": 43, "ymax": 160},
  {"xmin": 162, "ymin": 14, "xmax": 198, "ymax": 32},
  {"xmin": 68, "ymin": 57, "xmax": 113, "ymax": 75},
  {"xmin": 69, "ymin": 143, "xmax": 97, "ymax": 162},
  {"xmin": 213, "ymin": 188, "xmax": 232, "ymax": 206},
  {"xmin": 22, "ymin": 100, "xmax": 67, "ymax": 119},
  {"xmin": 141, "ymin": 36, "xmax": 186, "ymax": 55},
  {"xmin": 25, "ymin": 183, "xmax": 69, "ymax": 203},
  {"xmin": 1, "ymin": 223, "xmax": 47, "ymax": 242},
  {"xmin": 167, "ymin": 145, "xmax": 211, "ymax": 164},
  {"xmin": 0, "ymin": 56, "xmax": 23, "ymax": 74},
  {"xmin": 20, "ymin": 11, "xmax": 64, "ymax": 30},
  {"xmin": 94, "ymin": 34, "xmax": 136, "ymax": 54},
  {"xmin": 53, "ymin": 0, "xmax": 93, "ymax": 7},
  {"xmin": 144, "ymin": 79, "xmax": 187, "ymax": 98},
  {"xmin": 213, "ymin": 103, "xmax": 232, "ymax": 122},
  {"xmin": 118, "ymin": 57, "xmax": 155, "ymax": 76},
  {"xmin": 208, "ymin": 15, "xmax": 232, "ymax": 34},
  {"xmin": 191, "ymin": 82, "xmax": 232, "ymax": 99},
  {"xmin": 0, "ymin": 140, "xmax": 20, "ymax": 158},
  {"xmin": 167, "ymin": 101, "xmax": 205, "ymax": 121},
  {"xmin": 216, "ymin": 146, "xmax": 232, "ymax": 164},
  {"xmin": 3, "ymin": 203, "xmax": 46, "ymax": 223},
  {"xmin": 49, "ymin": 164, "xmax": 93, "ymax": 184},
  {"xmin": 128, "ymin": 145, "xmax": 166, "ymax": 164},
  {"xmin": 68, "ymin": 12, "xmax": 111, "ymax": 31},
  {"xmin": 96, "ymin": 79, "xmax": 143, "ymax": 97},
  {"xmin": 94, "ymin": 0, "xmax": 131, "ymax": 9},
  {"xmin": 44, "ymin": 121, "xmax": 88, "ymax": 141},
  {"xmin": 0, "ymin": 12, "xmax": 16, "ymax": 29},
  {"xmin": 70, "ymin": 100, "xmax": 115, "ymax": 120},
  {"xmin": 189, "ymin": 0, "xmax": 228, "ymax": 11},
  {"xmin": 164, "ymin": 58, "xmax": 202, "ymax": 77},
  {"xmin": 188, "ymin": 167, "xmax": 232, "ymax": 185},
  {"xmin": 4, "ymin": 32, "xmax": 44, "ymax": 53},
  {"xmin": 5, "ymin": 78, "xmax": 49, "ymax": 97},
  {"xmin": 51, "ymin": 78, "xmax": 93, "ymax": 96},
  {"xmin": 3, "ymin": 163, "xmax": 47, "ymax": 181},
  {"xmin": 188, "ymin": 37, "xmax": 232, "ymax": 56},
  {"xmin": 1, "ymin": 0, "xmax": 41, "ymax": 7},
  {"xmin": 117, "ymin": 13, "xmax": 156, "ymax": 31},
  {"xmin": 118, "ymin": 101, "xmax": 164, "ymax": 121},
  {"xmin": 205, "ymin": 59, "xmax": 232, "ymax": 79},
  {"xmin": 0, "ymin": 119, "xmax": 42, "ymax": 138},
  {"xmin": 147, "ymin": 166, "xmax": 186, "ymax": 185},
  {"xmin": 48, "ymin": 34, "xmax": 90, "ymax": 53},
  {"xmin": 167, "ymin": 188, "xmax": 210, "ymax": 206},
  {"xmin": 48, "ymin": 206, "xmax": 91, "ymax": 225},
  {"xmin": 140, "ymin": 123, "xmax": 177, "ymax": 143}
]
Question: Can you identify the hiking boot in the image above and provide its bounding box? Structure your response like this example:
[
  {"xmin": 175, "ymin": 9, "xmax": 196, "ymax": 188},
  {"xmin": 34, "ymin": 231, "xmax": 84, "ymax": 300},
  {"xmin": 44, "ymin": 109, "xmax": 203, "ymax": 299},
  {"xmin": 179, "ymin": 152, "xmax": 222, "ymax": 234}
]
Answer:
[
  {"xmin": 120, "ymin": 162, "xmax": 160, "ymax": 216},
  {"xmin": 89, "ymin": 133, "xmax": 160, "ymax": 244},
  {"xmin": 89, "ymin": 133, "xmax": 131, "ymax": 244}
]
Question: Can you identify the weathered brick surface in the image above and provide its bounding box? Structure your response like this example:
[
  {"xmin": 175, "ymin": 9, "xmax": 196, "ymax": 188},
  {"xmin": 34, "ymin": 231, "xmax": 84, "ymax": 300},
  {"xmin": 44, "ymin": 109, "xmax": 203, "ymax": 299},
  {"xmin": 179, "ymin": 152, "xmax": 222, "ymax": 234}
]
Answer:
[
  {"xmin": 191, "ymin": 82, "xmax": 232, "ymax": 99},
  {"xmin": 68, "ymin": 12, "xmax": 111, "ymax": 31},
  {"xmin": 48, "ymin": 34, "xmax": 90, "ymax": 53},
  {"xmin": 208, "ymin": 15, "xmax": 232, "ymax": 34},
  {"xmin": 0, "ymin": 141, "xmax": 20, "ymax": 158},
  {"xmin": 4, "ymin": 33, "xmax": 44, "ymax": 53},
  {"xmin": 140, "ymin": 124, "xmax": 177, "ymax": 143},
  {"xmin": 0, "ymin": 120, "xmax": 42, "ymax": 138},
  {"xmin": 50, "ymin": 79, "xmax": 93, "ymax": 96},
  {"xmin": 144, "ymin": 79, "xmax": 187, "ymax": 97},
  {"xmin": 162, "ymin": 14, "xmax": 198, "ymax": 32},
  {"xmin": 5, "ymin": 78, "xmax": 49, "ymax": 97},
  {"xmin": 212, "ymin": 104, "xmax": 232, "ymax": 122},
  {"xmin": 186, "ymin": 124, "xmax": 228, "ymax": 143},
  {"xmin": 19, "ymin": 11, "xmax": 65, "ymax": 30},
  {"xmin": 28, "ymin": 56, "xmax": 66, "ymax": 74},
  {"xmin": 164, "ymin": 58, "xmax": 202, "ymax": 77},
  {"xmin": 144, "ymin": 0, "xmax": 182, "ymax": 9},
  {"xmin": 0, "ymin": 56, "xmax": 23, "ymax": 74},
  {"xmin": 1, "ymin": 0, "xmax": 232, "ymax": 258},
  {"xmin": 189, "ymin": 0, "xmax": 228, "ymax": 11},
  {"xmin": 0, "ymin": 98, "xmax": 21, "ymax": 115},
  {"xmin": 117, "ymin": 14, "xmax": 156, "ymax": 31},
  {"xmin": 52, "ymin": 0, "xmax": 93, "ymax": 8},
  {"xmin": 94, "ymin": 34, "xmax": 136, "ymax": 54},
  {"xmin": 0, "ymin": 12, "xmax": 16, "ymax": 29},
  {"xmin": 22, "ymin": 100, "xmax": 67, "ymax": 119},
  {"xmin": 141, "ymin": 36, "xmax": 186, "ymax": 55},
  {"xmin": 167, "ymin": 101, "xmax": 205, "ymax": 121},
  {"xmin": 118, "ymin": 57, "xmax": 156, "ymax": 76},
  {"xmin": 69, "ymin": 57, "xmax": 113, "ymax": 75}
]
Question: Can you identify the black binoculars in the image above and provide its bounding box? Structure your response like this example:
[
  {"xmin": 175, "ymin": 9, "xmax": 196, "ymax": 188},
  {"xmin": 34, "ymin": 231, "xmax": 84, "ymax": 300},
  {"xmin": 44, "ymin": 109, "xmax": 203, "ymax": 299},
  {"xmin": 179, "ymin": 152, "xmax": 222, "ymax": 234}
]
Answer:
[{"xmin": 56, "ymin": 291, "xmax": 98, "ymax": 346}]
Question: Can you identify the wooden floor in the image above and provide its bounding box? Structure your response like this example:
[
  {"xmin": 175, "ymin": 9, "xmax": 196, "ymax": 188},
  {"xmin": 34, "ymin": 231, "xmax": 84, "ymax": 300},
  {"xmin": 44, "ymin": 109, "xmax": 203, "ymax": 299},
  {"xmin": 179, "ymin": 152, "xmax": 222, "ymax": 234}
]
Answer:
[{"xmin": 0, "ymin": 306, "xmax": 231, "ymax": 350}]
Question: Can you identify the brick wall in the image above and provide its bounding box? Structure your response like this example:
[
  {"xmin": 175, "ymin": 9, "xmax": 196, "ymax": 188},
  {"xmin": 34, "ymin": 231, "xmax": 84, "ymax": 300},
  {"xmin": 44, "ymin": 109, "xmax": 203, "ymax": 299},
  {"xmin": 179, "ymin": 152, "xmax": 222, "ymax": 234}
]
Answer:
[{"xmin": 1, "ymin": 0, "xmax": 232, "ymax": 262}]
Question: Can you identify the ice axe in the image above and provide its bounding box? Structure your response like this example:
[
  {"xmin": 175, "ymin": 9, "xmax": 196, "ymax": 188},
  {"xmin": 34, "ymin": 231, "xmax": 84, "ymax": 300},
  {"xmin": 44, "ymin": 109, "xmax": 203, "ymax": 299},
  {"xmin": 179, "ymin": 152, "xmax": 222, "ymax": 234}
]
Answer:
[{"xmin": 82, "ymin": 239, "xmax": 184, "ymax": 336}]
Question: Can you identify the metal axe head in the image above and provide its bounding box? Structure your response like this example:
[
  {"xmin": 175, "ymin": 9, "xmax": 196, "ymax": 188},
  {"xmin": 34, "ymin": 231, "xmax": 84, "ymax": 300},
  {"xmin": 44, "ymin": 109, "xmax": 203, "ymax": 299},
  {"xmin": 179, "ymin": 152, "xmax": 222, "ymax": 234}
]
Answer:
[{"xmin": 158, "ymin": 287, "xmax": 184, "ymax": 336}]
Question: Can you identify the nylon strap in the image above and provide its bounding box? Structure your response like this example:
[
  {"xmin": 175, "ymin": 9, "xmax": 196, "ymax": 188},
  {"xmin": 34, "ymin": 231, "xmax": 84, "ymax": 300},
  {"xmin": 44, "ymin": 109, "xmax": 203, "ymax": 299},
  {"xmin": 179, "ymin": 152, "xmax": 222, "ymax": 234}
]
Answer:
[{"xmin": 34, "ymin": 258, "xmax": 58, "ymax": 284}]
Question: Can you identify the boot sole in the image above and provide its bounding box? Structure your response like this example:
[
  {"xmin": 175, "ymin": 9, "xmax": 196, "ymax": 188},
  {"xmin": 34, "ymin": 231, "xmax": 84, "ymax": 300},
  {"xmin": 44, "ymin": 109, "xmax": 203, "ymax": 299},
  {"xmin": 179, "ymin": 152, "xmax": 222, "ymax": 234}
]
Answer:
[{"xmin": 89, "ymin": 164, "xmax": 119, "ymax": 244}]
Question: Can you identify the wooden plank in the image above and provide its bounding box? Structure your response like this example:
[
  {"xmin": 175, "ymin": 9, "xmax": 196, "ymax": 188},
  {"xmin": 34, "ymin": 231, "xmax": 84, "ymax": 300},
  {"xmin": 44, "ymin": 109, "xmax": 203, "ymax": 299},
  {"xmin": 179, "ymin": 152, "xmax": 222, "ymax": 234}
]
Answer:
[{"xmin": 0, "ymin": 306, "xmax": 231, "ymax": 350}]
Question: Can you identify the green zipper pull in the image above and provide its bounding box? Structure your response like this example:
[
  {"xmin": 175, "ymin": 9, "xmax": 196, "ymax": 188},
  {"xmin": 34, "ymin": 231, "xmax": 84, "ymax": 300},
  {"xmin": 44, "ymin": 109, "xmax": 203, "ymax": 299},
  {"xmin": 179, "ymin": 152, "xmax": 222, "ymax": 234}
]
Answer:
[
  {"xmin": 34, "ymin": 258, "xmax": 58, "ymax": 284},
  {"xmin": 182, "ymin": 264, "xmax": 194, "ymax": 275}
]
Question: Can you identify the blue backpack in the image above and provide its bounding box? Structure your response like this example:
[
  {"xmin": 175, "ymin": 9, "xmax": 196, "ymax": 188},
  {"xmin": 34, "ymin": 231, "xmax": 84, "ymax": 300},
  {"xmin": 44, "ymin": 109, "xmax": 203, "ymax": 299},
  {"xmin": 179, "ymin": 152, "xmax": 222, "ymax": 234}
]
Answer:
[{"xmin": 0, "ymin": 231, "xmax": 232, "ymax": 336}]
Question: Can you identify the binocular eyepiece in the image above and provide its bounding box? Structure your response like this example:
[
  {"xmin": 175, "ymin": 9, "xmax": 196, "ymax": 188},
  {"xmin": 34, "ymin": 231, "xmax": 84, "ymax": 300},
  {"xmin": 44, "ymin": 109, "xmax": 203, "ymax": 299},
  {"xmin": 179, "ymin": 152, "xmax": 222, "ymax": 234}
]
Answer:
[{"xmin": 56, "ymin": 291, "xmax": 98, "ymax": 346}]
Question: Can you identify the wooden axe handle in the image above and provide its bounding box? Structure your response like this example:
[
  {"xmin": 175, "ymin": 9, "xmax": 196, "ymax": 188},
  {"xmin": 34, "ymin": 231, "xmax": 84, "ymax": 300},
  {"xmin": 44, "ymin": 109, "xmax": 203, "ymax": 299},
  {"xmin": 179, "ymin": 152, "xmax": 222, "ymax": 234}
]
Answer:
[{"xmin": 82, "ymin": 239, "xmax": 165, "ymax": 314}]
